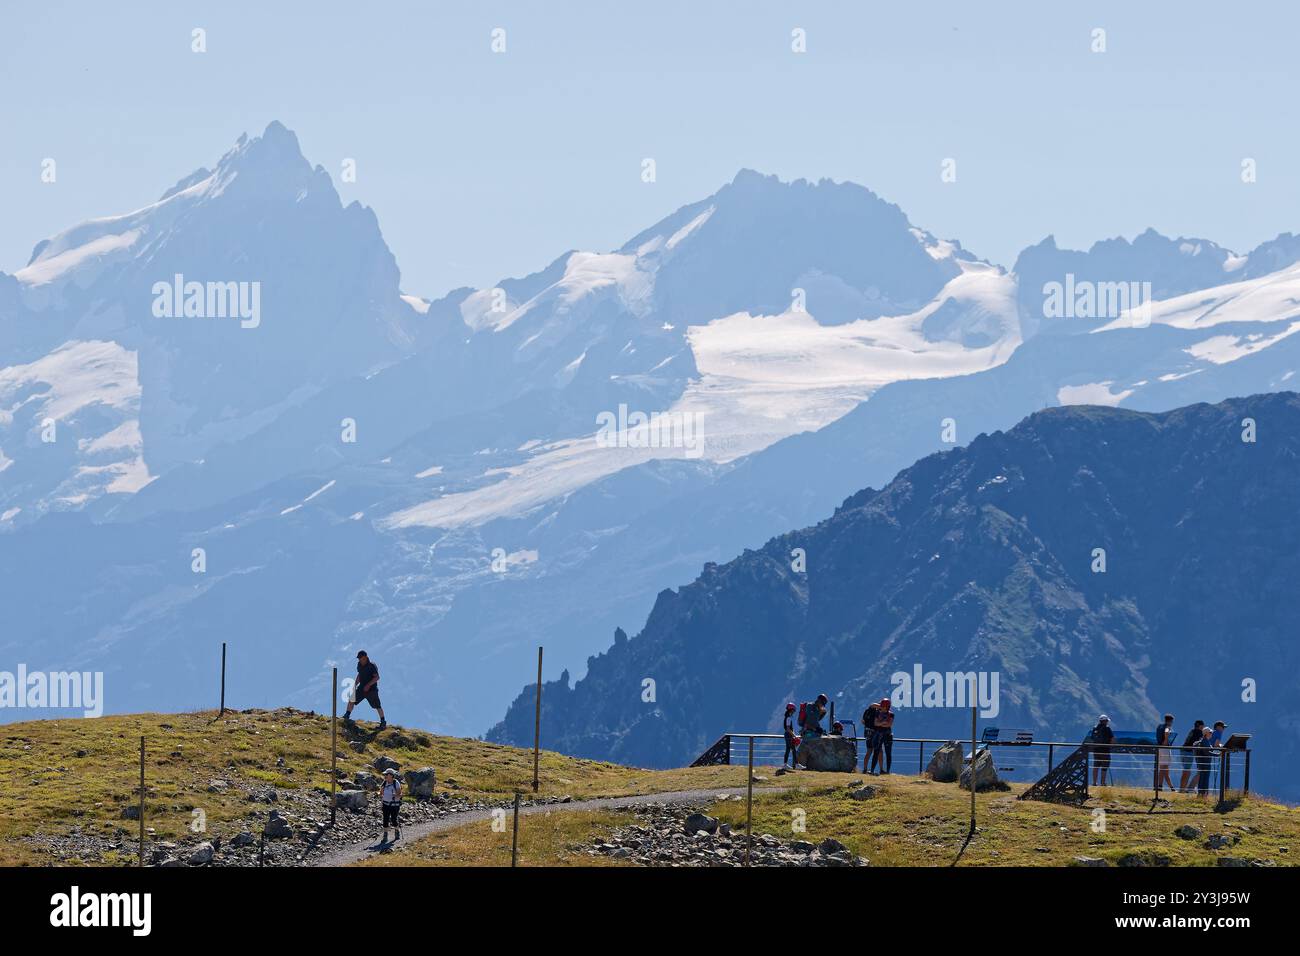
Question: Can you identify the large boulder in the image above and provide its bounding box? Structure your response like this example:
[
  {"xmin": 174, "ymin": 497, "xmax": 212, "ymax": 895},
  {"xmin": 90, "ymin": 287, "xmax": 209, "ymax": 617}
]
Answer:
[
  {"xmin": 404, "ymin": 767, "xmax": 436, "ymax": 798},
  {"xmin": 372, "ymin": 755, "xmax": 401, "ymax": 773},
  {"xmin": 335, "ymin": 789, "xmax": 368, "ymax": 812},
  {"xmin": 959, "ymin": 748, "xmax": 1000, "ymax": 792},
  {"xmin": 798, "ymin": 735, "xmax": 857, "ymax": 773},
  {"xmin": 926, "ymin": 741, "xmax": 964, "ymax": 783}
]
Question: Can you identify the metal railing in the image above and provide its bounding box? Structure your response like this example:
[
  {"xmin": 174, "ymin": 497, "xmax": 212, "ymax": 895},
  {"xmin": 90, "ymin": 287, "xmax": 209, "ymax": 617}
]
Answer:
[{"xmin": 701, "ymin": 733, "xmax": 1250, "ymax": 802}]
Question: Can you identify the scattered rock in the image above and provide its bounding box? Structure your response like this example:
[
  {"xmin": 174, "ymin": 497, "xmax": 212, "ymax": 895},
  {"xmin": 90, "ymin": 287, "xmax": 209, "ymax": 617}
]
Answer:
[
  {"xmin": 1174, "ymin": 825, "xmax": 1202, "ymax": 840},
  {"xmin": 684, "ymin": 813, "xmax": 719, "ymax": 835},
  {"xmin": 207, "ymin": 779, "xmax": 229, "ymax": 794},
  {"xmin": 263, "ymin": 811, "xmax": 293, "ymax": 839},
  {"xmin": 372, "ymin": 755, "xmax": 401, "ymax": 773},
  {"xmin": 120, "ymin": 805, "xmax": 140, "ymax": 820},
  {"xmin": 230, "ymin": 832, "xmax": 255, "ymax": 848},
  {"xmin": 582, "ymin": 804, "xmax": 866, "ymax": 867},
  {"xmin": 1073, "ymin": 856, "xmax": 1108, "ymax": 867},
  {"xmin": 849, "ymin": 785, "xmax": 878, "ymax": 801},
  {"xmin": 354, "ymin": 772, "xmax": 381, "ymax": 792},
  {"xmin": 1117, "ymin": 851, "xmax": 1172, "ymax": 867},
  {"xmin": 1205, "ymin": 834, "xmax": 1232, "ymax": 850},
  {"xmin": 187, "ymin": 842, "xmax": 215, "ymax": 865}
]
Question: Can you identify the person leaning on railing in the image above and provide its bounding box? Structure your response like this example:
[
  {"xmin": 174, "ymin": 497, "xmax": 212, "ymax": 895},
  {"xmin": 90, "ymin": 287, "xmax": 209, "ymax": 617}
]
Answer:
[
  {"xmin": 1088, "ymin": 714, "xmax": 1114, "ymax": 787},
  {"xmin": 1178, "ymin": 720, "xmax": 1206, "ymax": 792},
  {"xmin": 1192, "ymin": 725, "xmax": 1216, "ymax": 797}
]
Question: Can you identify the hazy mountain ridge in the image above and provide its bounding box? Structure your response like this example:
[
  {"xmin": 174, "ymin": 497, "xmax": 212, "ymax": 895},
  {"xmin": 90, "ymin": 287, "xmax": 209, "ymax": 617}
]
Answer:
[{"xmin": 4, "ymin": 121, "xmax": 1300, "ymax": 750}]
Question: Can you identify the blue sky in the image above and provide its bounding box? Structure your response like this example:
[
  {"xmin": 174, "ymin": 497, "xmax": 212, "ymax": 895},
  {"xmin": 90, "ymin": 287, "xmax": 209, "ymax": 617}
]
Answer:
[{"xmin": 3, "ymin": 1, "xmax": 1297, "ymax": 298}]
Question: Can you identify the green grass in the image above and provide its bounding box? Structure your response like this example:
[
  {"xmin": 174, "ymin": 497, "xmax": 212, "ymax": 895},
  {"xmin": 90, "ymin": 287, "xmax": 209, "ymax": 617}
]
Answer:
[
  {"xmin": 0, "ymin": 708, "xmax": 802, "ymax": 866},
  {"xmin": 4, "ymin": 710, "xmax": 1294, "ymax": 868},
  {"xmin": 356, "ymin": 809, "xmax": 627, "ymax": 867},
  {"xmin": 708, "ymin": 775, "xmax": 1299, "ymax": 866}
]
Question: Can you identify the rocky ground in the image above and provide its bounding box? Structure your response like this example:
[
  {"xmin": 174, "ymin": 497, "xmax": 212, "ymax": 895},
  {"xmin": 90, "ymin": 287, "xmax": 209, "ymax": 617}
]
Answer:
[
  {"xmin": 24, "ymin": 751, "xmax": 578, "ymax": 868},
  {"xmin": 578, "ymin": 799, "xmax": 870, "ymax": 867}
]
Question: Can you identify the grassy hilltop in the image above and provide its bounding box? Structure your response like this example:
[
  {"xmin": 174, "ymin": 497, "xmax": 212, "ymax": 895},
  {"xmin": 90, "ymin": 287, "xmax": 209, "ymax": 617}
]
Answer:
[
  {"xmin": 1, "ymin": 709, "xmax": 1295, "ymax": 867},
  {"xmin": 0, "ymin": 708, "xmax": 773, "ymax": 865}
]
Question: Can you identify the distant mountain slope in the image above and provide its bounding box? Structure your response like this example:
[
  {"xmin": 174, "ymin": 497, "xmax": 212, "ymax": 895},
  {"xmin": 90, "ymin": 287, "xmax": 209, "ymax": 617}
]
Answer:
[{"xmin": 488, "ymin": 393, "xmax": 1300, "ymax": 799}]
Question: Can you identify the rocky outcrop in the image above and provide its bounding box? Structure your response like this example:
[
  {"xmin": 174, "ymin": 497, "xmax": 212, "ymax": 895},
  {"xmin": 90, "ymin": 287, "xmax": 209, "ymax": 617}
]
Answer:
[
  {"xmin": 335, "ymin": 790, "xmax": 367, "ymax": 812},
  {"xmin": 798, "ymin": 736, "xmax": 857, "ymax": 773},
  {"xmin": 404, "ymin": 767, "xmax": 436, "ymax": 798},
  {"xmin": 926, "ymin": 741, "xmax": 964, "ymax": 783},
  {"xmin": 959, "ymin": 748, "xmax": 1000, "ymax": 792}
]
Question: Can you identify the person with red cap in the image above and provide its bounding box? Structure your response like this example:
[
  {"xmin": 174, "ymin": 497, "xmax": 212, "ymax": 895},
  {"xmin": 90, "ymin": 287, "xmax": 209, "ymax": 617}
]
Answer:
[
  {"xmin": 782, "ymin": 702, "xmax": 799, "ymax": 768},
  {"xmin": 869, "ymin": 698, "xmax": 896, "ymax": 774}
]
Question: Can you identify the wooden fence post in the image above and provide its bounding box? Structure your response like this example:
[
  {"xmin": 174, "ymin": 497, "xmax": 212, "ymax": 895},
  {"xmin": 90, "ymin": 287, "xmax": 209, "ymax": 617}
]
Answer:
[
  {"xmin": 745, "ymin": 736, "xmax": 754, "ymax": 866},
  {"xmin": 330, "ymin": 667, "xmax": 338, "ymax": 826},
  {"xmin": 138, "ymin": 736, "xmax": 146, "ymax": 866},
  {"xmin": 532, "ymin": 647, "xmax": 543, "ymax": 793},
  {"xmin": 968, "ymin": 708, "xmax": 976, "ymax": 837},
  {"xmin": 511, "ymin": 792, "xmax": 522, "ymax": 867}
]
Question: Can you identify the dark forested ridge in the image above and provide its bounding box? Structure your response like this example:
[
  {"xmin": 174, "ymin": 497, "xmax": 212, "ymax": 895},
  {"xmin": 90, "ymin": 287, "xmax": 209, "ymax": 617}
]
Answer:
[{"xmin": 489, "ymin": 393, "xmax": 1299, "ymax": 798}]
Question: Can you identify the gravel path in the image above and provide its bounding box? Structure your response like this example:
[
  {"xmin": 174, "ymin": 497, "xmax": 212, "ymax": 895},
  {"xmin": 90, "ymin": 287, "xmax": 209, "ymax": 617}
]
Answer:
[{"xmin": 313, "ymin": 787, "xmax": 761, "ymax": 866}]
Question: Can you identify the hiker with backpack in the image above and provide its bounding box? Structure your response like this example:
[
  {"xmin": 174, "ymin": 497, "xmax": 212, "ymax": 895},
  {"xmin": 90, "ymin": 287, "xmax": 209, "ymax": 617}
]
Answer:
[
  {"xmin": 869, "ymin": 699, "xmax": 895, "ymax": 774},
  {"xmin": 343, "ymin": 650, "xmax": 387, "ymax": 730},
  {"xmin": 861, "ymin": 700, "xmax": 881, "ymax": 773},
  {"xmin": 800, "ymin": 694, "xmax": 828, "ymax": 739},
  {"xmin": 380, "ymin": 767, "xmax": 402, "ymax": 842}
]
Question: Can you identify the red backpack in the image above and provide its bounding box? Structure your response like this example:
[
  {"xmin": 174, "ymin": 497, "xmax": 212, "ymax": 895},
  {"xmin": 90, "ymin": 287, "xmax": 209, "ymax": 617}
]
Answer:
[{"xmin": 798, "ymin": 702, "xmax": 809, "ymax": 728}]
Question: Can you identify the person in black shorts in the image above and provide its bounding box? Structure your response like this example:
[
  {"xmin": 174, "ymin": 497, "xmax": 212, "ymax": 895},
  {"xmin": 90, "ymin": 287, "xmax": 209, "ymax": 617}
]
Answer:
[{"xmin": 343, "ymin": 650, "xmax": 386, "ymax": 730}]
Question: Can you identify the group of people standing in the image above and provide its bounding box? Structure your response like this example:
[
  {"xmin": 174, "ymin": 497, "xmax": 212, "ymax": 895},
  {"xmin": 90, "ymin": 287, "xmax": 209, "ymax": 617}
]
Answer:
[
  {"xmin": 1088, "ymin": 713, "xmax": 1229, "ymax": 797},
  {"xmin": 781, "ymin": 693, "xmax": 897, "ymax": 774}
]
